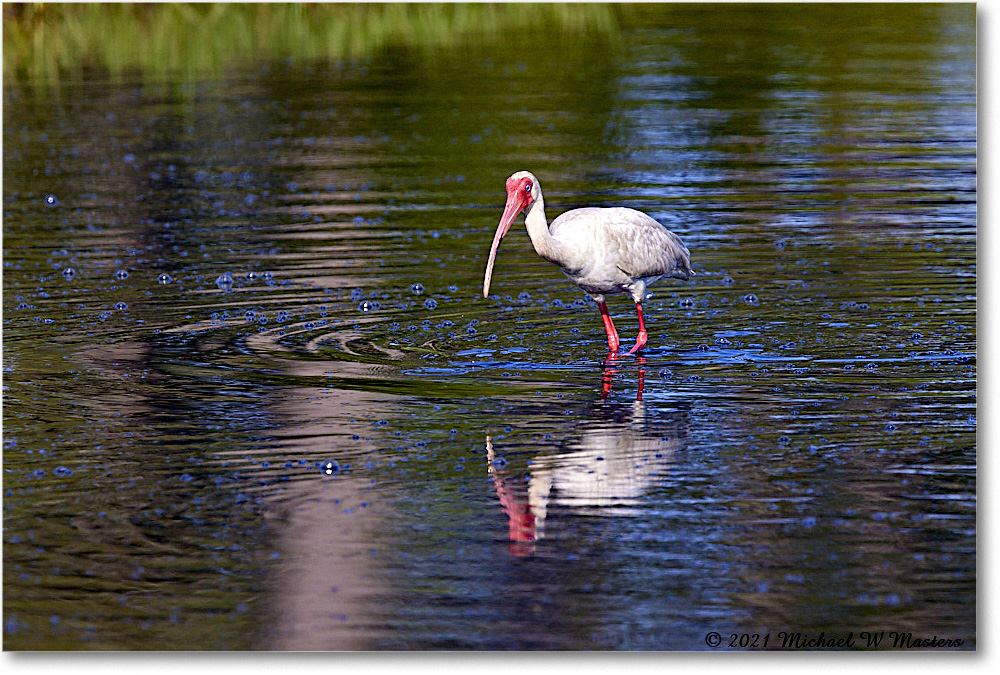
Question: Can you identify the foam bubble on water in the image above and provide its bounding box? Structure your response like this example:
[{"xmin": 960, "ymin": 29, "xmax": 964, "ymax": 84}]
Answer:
[
  {"xmin": 262, "ymin": 271, "xmax": 274, "ymax": 281},
  {"xmin": 61, "ymin": 267, "xmax": 75, "ymax": 279},
  {"xmin": 44, "ymin": 194, "xmax": 59, "ymax": 207},
  {"xmin": 423, "ymin": 298, "xmax": 438, "ymax": 310},
  {"xmin": 115, "ymin": 302, "xmax": 128, "ymax": 311},
  {"xmin": 743, "ymin": 293, "xmax": 759, "ymax": 305},
  {"xmin": 322, "ymin": 459, "xmax": 340, "ymax": 475},
  {"xmin": 157, "ymin": 273, "xmax": 172, "ymax": 284},
  {"xmin": 679, "ymin": 297, "xmax": 695, "ymax": 308},
  {"xmin": 410, "ymin": 282, "xmax": 424, "ymax": 295},
  {"xmin": 245, "ymin": 271, "xmax": 258, "ymax": 281},
  {"xmin": 116, "ymin": 269, "xmax": 130, "ymax": 280},
  {"xmin": 215, "ymin": 272, "xmax": 234, "ymax": 291},
  {"xmin": 358, "ymin": 300, "xmax": 374, "ymax": 312}
]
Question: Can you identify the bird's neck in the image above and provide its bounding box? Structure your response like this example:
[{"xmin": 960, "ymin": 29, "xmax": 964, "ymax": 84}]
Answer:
[{"xmin": 524, "ymin": 193, "xmax": 560, "ymax": 262}]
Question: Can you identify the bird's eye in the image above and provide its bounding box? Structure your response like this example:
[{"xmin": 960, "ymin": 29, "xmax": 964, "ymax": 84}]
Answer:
[{"xmin": 524, "ymin": 184, "xmax": 532, "ymax": 193}]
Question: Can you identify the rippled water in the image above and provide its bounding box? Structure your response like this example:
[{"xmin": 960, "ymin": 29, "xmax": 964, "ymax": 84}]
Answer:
[{"xmin": 3, "ymin": 4, "xmax": 975, "ymax": 650}]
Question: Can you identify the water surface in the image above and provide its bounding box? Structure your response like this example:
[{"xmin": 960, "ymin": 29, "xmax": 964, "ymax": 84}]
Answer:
[{"xmin": 3, "ymin": 3, "xmax": 976, "ymax": 650}]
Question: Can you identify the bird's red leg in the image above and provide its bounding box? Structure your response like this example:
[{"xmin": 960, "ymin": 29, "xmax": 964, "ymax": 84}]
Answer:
[
  {"xmin": 627, "ymin": 301, "xmax": 648, "ymax": 355},
  {"xmin": 597, "ymin": 300, "xmax": 620, "ymax": 353},
  {"xmin": 600, "ymin": 365, "xmax": 615, "ymax": 402}
]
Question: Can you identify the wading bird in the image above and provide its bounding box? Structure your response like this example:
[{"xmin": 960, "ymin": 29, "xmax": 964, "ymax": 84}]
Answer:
[{"xmin": 483, "ymin": 171, "xmax": 694, "ymax": 354}]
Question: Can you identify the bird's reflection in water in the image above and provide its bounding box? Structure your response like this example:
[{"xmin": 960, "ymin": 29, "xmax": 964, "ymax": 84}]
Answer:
[{"xmin": 487, "ymin": 356, "xmax": 688, "ymax": 556}]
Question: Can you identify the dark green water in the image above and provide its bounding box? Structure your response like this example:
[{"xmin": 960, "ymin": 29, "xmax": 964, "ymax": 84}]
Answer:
[{"xmin": 3, "ymin": 4, "xmax": 975, "ymax": 650}]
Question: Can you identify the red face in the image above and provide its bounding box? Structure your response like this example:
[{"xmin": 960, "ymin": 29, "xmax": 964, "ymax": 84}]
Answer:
[{"xmin": 505, "ymin": 175, "xmax": 535, "ymax": 207}]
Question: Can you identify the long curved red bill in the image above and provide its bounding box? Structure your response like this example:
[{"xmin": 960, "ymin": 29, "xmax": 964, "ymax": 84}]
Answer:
[{"xmin": 482, "ymin": 194, "xmax": 525, "ymax": 298}]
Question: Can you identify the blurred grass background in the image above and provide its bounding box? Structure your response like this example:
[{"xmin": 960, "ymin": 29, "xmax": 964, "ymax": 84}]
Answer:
[{"xmin": 3, "ymin": 2, "xmax": 624, "ymax": 83}]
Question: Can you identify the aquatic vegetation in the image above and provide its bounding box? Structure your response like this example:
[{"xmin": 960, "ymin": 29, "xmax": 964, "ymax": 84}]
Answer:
[{"xmin": 3, "ymin": 2, "xmax": 623, "ymax": 86}]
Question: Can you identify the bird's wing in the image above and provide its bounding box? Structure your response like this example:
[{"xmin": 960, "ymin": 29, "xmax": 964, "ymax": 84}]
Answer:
[{"xmin": 554, "ymin": 208, "xmax": 693, "ymax": 281}]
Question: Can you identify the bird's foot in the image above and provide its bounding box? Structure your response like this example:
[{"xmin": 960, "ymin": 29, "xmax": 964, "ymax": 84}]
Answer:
[
  {"xmin": 607, "ymin": 338, "xmax": 620, "ymax": 353},
  {"xmin": 626, "ymin": 331, "xmax": 648, "ymax": 355}
]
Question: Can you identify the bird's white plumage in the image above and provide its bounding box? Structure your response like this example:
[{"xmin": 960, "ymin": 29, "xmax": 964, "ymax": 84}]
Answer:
[{"xmin": 546, "ymin": 206, "xmax": 692, "ymax": 303}]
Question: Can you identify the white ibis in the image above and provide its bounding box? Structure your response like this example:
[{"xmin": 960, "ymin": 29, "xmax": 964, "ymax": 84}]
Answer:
[{"xmin": 483, "ymin": 171, "xmax": 694, "ymax": 354}]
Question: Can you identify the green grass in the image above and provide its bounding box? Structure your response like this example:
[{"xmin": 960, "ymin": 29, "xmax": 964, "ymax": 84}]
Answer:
[{"xmin": 3, "ymin": 3, "xmax": 623, "ymax": 83}]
